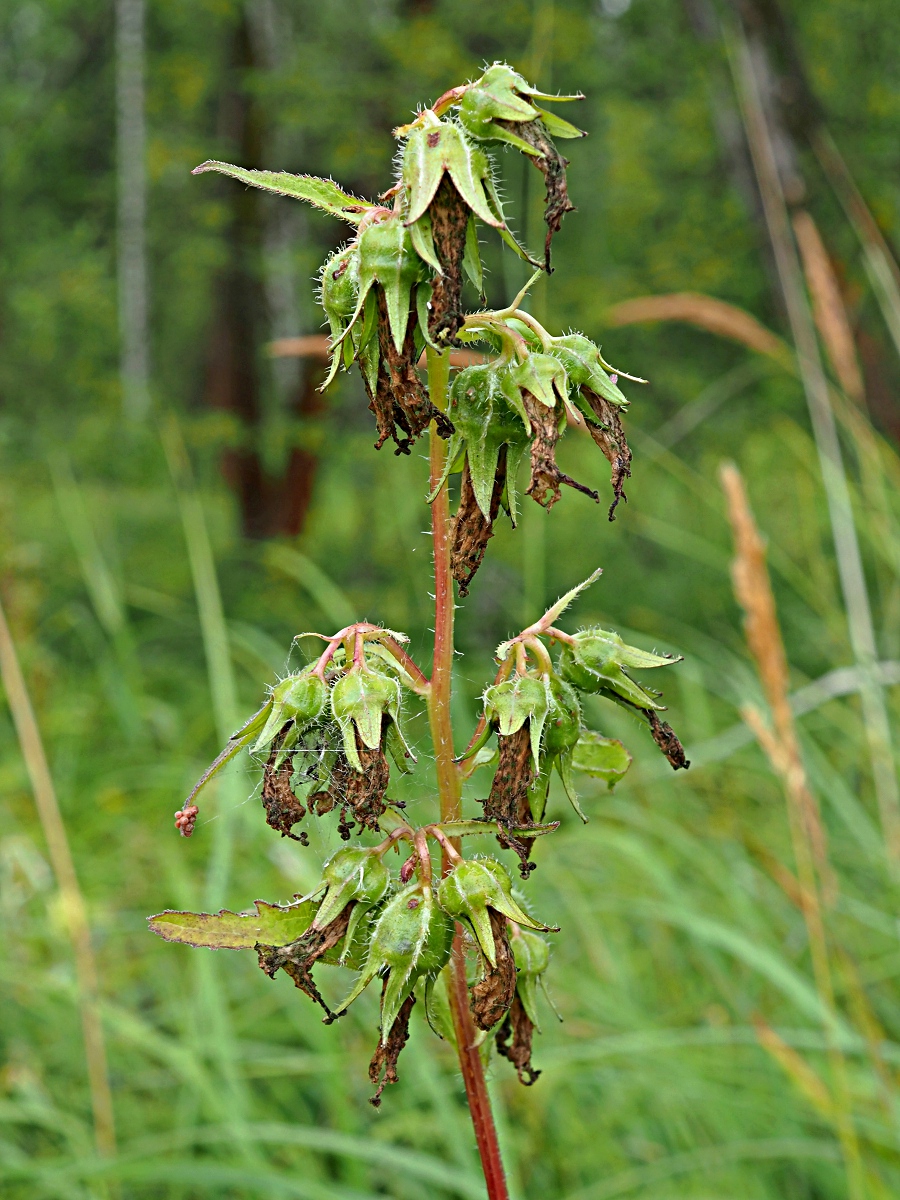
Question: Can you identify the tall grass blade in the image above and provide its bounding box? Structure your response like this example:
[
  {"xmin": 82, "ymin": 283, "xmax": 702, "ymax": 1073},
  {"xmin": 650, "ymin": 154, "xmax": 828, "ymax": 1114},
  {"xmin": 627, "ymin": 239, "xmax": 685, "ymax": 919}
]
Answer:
[
  {"xmin": 720, "ymin": 461, "xmax": 864, "ymax": 1200},
  {"xmin": 727, "ymin": 27, "xmax": 900, "ymax": 870},
  {"xmin": 0, "ymin": 596, "xmax": 117, "ymax": 1163},
  {"xmin": 264, "ymin": 543, "xmax": 356, "ymax": 630},
  {"xmin": 159, "ymin": 412, "xmax": 240, "ymax": 907}
]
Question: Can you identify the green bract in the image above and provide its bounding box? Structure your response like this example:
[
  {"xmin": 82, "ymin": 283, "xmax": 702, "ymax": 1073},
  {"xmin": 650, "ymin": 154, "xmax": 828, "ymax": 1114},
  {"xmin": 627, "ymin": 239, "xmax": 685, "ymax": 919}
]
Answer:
[
  {"xmin": 252, "ymin": 669, "xmax": 328, "ymax": 759},
  {"xmin": 429, "ymin": 364, "xmax": 531, "ymax": 522},
  {"xmin": 337, "ymin": 884, "xmax": 454, "ymax": 1041},
  {"xmin": 483, "ymin": 673, "xmax": 552, "ymax": 769},
  {"xmin": 436, "ymin": 858, "xmax": 551, "ymax": 967},
  {"xmin": 313, "ymin": 847, "xmax": 391, "ymax": 955},
  {"xmin": 571, "ymin": 731, "xmax": 632, "ymax": 790},
  {"xmin": 330, "ymin": 663, "xmax": 407, "ymax": 771},
  {"xmin": 558, "ymin": 628, "xmax": 680, "ymax": 710},
  {"xmin": 457, "ymin": 64, "xmax": 585, "ymax": 153}
]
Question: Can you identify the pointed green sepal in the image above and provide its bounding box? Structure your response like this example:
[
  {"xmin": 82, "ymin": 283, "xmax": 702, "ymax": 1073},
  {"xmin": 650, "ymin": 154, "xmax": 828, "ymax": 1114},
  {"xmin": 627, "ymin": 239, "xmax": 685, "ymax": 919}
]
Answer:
[
  {"xmin": 313, "ymin": 846, "xmax": 391, "ymax": 933},
  {"xmin": 548, "ymin": 333, "xmax": 629, "ymax": 410},
  {"xmin": 483, "ymin": 674, "xmax": 552, "ymax": 768},
  {"xmin": 533, "ymin": 106, "xmax": 586, "ymax": 139},
  {"xmin": 335, "ymin": 884, "xmax": 453, "ymax": 1042},
  {"xmin": 252, "ymin": 669, "xmax": 328, "ymax": 754},
  {"xmin": 558, "ymin": 628, "xmax": 680, "ymax": 708},
  {"xmin": 339, "ymin": 215, "xmax": 425, "ymax": 355},
  {"xmin": 330, "ymin": 664, "xmax": 402, "ymax": 769},
  {"xmin": 401, "ymin": 113, "xmax": 503, "ymax": 229},
  {"xmin": 436, "ymin": 858, "xmax": 554, "ymax": 968},
  {"xmin": 464, "ymin": 215, "xmax": 484, "ymax": 292},
  {"xmin": 509, "ymin": 925, "xmax": 551, "ymax": 1030},
  {"xmin": 448, "ymin": 364, "xmax": 531, "ymax": 519}
]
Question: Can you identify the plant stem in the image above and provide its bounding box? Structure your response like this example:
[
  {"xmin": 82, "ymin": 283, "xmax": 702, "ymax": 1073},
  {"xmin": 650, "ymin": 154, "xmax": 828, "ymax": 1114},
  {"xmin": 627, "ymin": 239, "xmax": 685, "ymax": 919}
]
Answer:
[{"xmin": 426, "ymin": 346, "xmax": 511, "ymax": 1200}]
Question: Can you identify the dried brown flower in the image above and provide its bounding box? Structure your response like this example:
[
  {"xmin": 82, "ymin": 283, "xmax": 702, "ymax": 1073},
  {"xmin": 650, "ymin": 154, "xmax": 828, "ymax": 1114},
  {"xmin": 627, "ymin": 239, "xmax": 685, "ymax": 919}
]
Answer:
[
  {"xmin": 450, "ymin": 449, "xmax": 507, "ymax": 595},
  {"xmin": 580, "ymin": 386, "xmax": 632, "ymax": 520},
  {"xmin": 496, "ymin": 995, "xmax": 540, "ymax": 1085},
  {"xmin": 471, "ymin": 909, "xmax": 516, "ymax": 1031},
  {"xmin": 257, "ymin": 903, "xmax": 354, "ymax": 1020},
  {"xmin": 368, "ymin": 987, "xmax": 417, "ymax": 1108}
]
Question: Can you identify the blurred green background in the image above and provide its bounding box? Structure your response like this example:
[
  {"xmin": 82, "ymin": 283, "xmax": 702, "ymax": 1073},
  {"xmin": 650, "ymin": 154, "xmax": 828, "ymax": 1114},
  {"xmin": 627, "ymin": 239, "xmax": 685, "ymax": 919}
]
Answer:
[{"xmin": 2, "ymin": 0, "xmax": 900, "ymax": 1196}]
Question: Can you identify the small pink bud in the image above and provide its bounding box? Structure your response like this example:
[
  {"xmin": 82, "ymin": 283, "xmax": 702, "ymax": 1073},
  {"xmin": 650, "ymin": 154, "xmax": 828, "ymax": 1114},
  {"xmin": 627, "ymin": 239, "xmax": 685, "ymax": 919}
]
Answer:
[{"xmin": 400, "ymin": 855, "xmax": 417, "ymax": 884}]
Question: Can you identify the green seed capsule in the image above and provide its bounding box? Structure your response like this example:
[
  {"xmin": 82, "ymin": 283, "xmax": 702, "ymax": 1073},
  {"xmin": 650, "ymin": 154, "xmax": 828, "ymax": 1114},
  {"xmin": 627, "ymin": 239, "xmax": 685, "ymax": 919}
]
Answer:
[
  {"xmin": 336, "ymin": 884, "xmax": 454, "ymax": 1040},
  {"xmin": 313, "ymin": 847, "xmax": 391, "ymax": 949},
  {"xmin": 437, "ymin": 857, "xmax": 553, "ymax": 967},
  {"xmin": 253, "ymin": 669, "xmax": 328, "ymax": 756},
  {"xmin": 547, "ymin": 332, "xmax": 628, "ymax": 410},
  {"xmin": 330, "ymin": 664, "xmax": 407, "ymax": 771},
  {"xmin": 558, "ymin": 628, "xmax": 680, "ymax": 710}
]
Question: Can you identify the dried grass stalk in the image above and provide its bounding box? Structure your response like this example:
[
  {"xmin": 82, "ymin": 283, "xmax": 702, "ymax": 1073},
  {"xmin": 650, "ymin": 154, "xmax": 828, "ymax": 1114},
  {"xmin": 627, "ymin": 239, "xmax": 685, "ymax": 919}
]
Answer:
[
  {"xmin": 720, "ymin": 462, "xmax": 833, "ymax": 897},
  {"xmin": 606, "ymin": 293, "xmax": 796, "ymax": 371},
  {"xmin": 792, "ymin": 210, "xmax": 865, "ymax": 405}
]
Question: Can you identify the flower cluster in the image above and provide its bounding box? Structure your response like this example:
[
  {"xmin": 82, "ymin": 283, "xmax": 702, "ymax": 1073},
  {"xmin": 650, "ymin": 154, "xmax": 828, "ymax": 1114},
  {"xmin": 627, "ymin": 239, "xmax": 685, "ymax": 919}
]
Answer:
[
  {"xmin": 194, "ymin": 63, "xmax": 634, "ymax": 594},
  {"xmin": 176, "ymin": 624, "xmax": 425, "ymax": 844},
  {"xmin": 152, "ymin": 573, "xmax": 687, "ymax": 1101}
]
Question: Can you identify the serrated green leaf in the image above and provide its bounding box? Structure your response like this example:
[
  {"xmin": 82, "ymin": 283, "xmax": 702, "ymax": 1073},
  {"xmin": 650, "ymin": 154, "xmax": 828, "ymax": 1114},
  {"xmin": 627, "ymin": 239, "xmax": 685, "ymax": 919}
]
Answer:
[
  {"xmin": 192, "ymin": 162, "xmax": 374, "ymax": 223},
  {"xmin": 148, "ymin": 899, "xmax": 317, "ymax": 950}
]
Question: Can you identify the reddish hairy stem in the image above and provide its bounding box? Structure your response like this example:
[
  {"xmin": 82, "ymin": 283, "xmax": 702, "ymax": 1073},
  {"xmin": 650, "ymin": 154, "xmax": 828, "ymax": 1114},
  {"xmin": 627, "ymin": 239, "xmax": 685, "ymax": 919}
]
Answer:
[
  {"xmin": 426, "ymin": 348, "xmax": 510, "ymax": 1200},
  {"xmin": 379, "ymin": 635, "xmax": 431, "ymax": 694}
]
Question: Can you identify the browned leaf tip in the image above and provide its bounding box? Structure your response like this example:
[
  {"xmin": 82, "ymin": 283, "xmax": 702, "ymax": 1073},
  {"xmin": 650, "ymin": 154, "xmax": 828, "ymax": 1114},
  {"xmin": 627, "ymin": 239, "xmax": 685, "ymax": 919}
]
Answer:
[
  {"xmin": 368, "ymin": 987, "xmax": 417, "ymax": 1107},
  {"xmin": 646, "ymin": 710, "xmax": 690, "ymax": 770},
  {"xmin": 496, "ymin": 994, "xmax": 541, "ymax": 1085},
  {"xmin": 427, "ymin": 176, "xmax": 469, "ymax": 344},
  {"xmin": 482, "ymin": 724, "xmax": 538, "ymax": 877},
  {"xmin": 522, "ymin": 392, "xmax": 598, "ymax": 511},
  {"xmin": 471, "ymin": 909, "xmax": 517, "ymax": 1031},
  {"xmin": 580, "ymin": 386, "xmax": 632, "ymax": 520},
  {"xmin": 450, "ymin": 449, "xmax": 507, "ymax": 596},
  {"xmin": 498, "ymin": 119, "xmax": 574, "ymax": 271},
  {"xmin": 257, "ymin": 903, "xmax": 354, "ymax": 1020}
]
